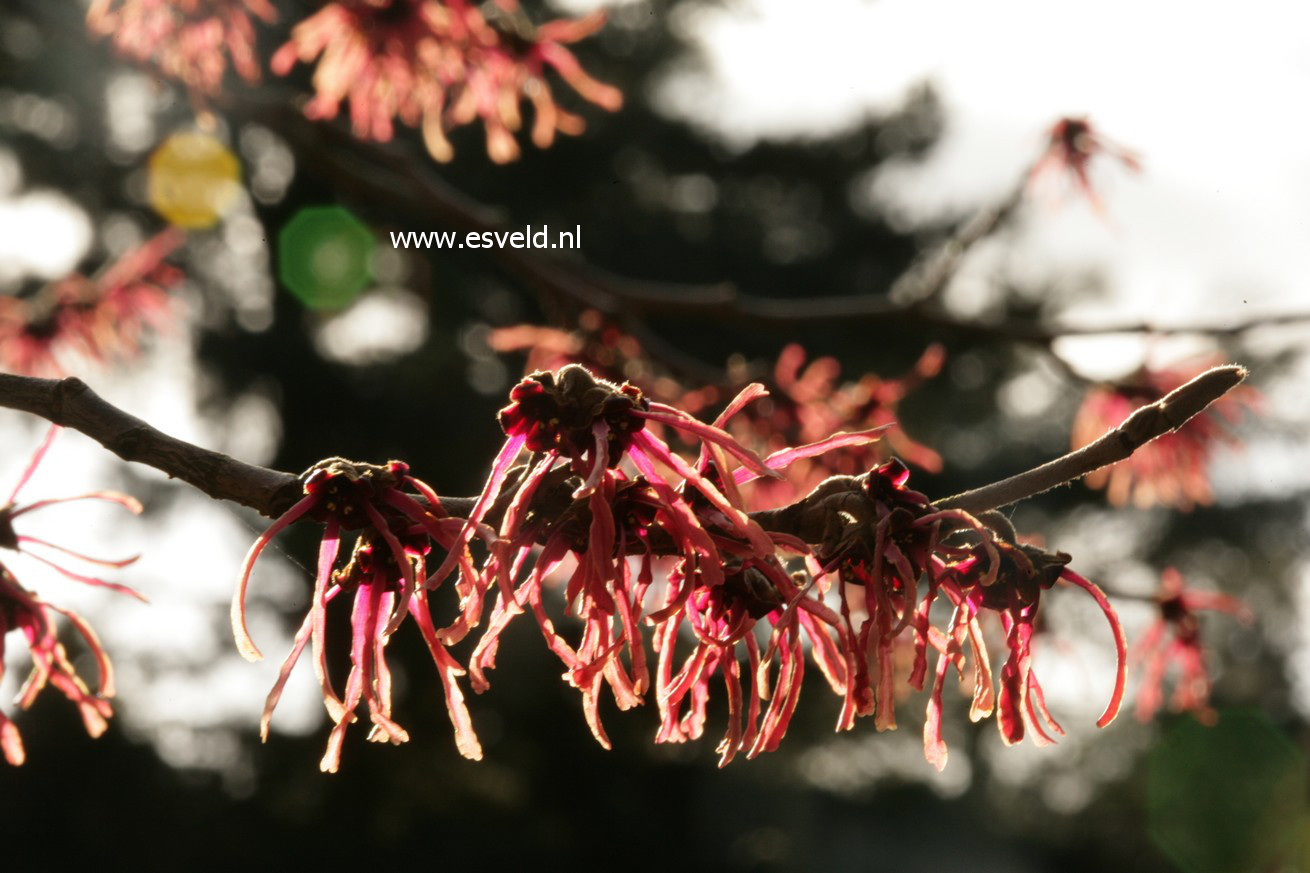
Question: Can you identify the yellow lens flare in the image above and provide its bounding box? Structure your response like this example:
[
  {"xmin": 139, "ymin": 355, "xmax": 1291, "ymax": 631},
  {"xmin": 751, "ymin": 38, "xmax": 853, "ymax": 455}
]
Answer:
[{"xmin": 147, "ymin": 131, "xmax": 241, "ymax": 229}]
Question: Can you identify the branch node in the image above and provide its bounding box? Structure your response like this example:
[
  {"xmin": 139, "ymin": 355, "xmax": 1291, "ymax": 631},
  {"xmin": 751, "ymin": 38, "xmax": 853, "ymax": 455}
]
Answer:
[{"xmin": 54, "ymin": 376, "xmax": 88, "ymax": 421}]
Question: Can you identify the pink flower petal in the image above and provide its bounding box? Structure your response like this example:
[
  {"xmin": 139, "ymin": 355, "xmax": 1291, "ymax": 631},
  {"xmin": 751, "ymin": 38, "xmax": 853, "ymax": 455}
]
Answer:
[
  {"xmin": 16, "ymin": 535, "xmax": 138, "ymax": 568},
  {"xmin": 8, "ymin": 490, "xmax": 144, "ymax": 519},
  {"xmin": 632, "ymin": 430, "xmax": 774, "ymax": 557},
  {"xmin": 733, "ymin": 426, "xmax": 892, "ymax": 486},
  {"xmin": 231, "ymin": 492, "xmax": 318, "ymax": 661},
  {"xmin": 260, "ymin": 586, "xmax": 341, "ymax": 742},
  {"xmin": 1061, "ymin": 569, "xmax": 1128, "ymax": 728},
  {"xmin": 634, "ymin": 404, "xmax": 781, "ymax": 480},
  {"xmin": 5, "ymin": 424, "xmax": 60, "ymax": 505},
  {"xmin": 23, "ymin": 550, "xmax": 147, "ymax": 603},
  {"xmin": 410, "ymin": 590, "xmax": 483, "ymax": 760},
  {"xmin": 428, "ymin": 432, "xmax": 526, "ymax": 589},
  {"xmin": 311, "ymin": 521, "xmax": 347, "ymax": 723}
]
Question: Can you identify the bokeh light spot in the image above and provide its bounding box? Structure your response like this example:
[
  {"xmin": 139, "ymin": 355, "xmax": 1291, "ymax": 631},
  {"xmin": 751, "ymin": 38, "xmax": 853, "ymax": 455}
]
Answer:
[
  {"xmin": 277, "ymin": 206, "xmax": 375, "ymax": 310},
  {"xmin": 147, "ymin": 131, "xmax": 241, "ymax": 228},
  {"xmin": 1147, "ymin": 710, "xmax": 1306, "ymax": 873}
]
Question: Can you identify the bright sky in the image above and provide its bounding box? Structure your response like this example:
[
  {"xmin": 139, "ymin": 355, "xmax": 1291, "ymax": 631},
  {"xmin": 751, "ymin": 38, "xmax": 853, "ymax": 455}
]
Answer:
[{"xmin": 651, "ymin": 0, "xmax": 1310, "ymax": 335}]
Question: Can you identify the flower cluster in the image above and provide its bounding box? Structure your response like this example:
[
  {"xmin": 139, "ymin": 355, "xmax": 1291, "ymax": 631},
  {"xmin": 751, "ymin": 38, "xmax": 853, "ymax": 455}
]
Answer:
[
  {"xmin": 271, "ymin": 0, "xmax": 622, "ymax": 163},
  {"xmin": 231, "ymin": 363, "xmax": 1146, "ymax": 771},
  {"xmin": 1073, "ymin": 359, "xmax": 1255, "ymax": 510},
  {"xmin": 87, "ymin": 0, "xmax": 276, "ymax": 98},
  {"xmin": 0, "ymin": 229, "xmax": 183, "ymax": 377},
  {"xmin": 0, "ymin": 426, "xmax": 143, "ymax": 766},
  {"xmin": 460, "ymin": 367, "xmax": 891, "ymax": 763}
]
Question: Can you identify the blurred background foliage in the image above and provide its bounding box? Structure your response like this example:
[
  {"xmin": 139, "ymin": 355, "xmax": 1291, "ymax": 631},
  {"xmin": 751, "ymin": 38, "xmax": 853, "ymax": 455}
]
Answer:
[{"xmin": 1, "ymin": 1, "xmax": 1306, "ymax": 871}]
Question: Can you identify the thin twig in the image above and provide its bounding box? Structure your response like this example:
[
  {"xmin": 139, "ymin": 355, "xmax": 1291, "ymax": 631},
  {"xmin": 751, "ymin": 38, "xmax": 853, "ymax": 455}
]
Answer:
[
  {"xmin": 889, "ymin": 182, "xmax": 1026, "ymax": 308},
  {"xmin": 935, "ymin": 365, "xmax": 1248, "ymax": 513}
]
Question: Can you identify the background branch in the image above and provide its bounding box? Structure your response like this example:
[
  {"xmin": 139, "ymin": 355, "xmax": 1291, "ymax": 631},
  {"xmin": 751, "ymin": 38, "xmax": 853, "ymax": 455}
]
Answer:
[{"xmin": 223, "ymin": 92, "xmax": 1310, "ymax": 352}]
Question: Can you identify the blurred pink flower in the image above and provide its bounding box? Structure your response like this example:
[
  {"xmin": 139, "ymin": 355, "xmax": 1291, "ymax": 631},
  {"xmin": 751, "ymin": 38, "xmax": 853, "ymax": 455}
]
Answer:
[
  {"xmin": 1073, "ymin": 360, "xmax": 1256, "ymax": 510},
  {"xmin": 0, "ymin": 229, "xmax": 183, "ymax": 376},
  {"xmin": 272, "ymin": 0, "xmax": 621, "ymax": 163},
  {"xmin": 0, "ymin": 426, "xmax": 144, "ymax": 765},
  {"xmin": 1028, "ymin": 116, "xmax": 1140, "ymax": 211},
  {"xmin": 87, "ymin": 0, "xmax": 276, "ymax": 97},
  {"xmin": 1133, "ymin": 567, "xmax": 1251, "ymax": 724}
]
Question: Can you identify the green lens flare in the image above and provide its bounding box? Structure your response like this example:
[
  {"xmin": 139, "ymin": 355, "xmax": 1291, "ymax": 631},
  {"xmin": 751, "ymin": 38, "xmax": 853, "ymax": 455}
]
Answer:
[
  {"xmin": 278, "ymin": 206, "xmax": 375, "ymax": 310},
  {"xmin": 1147, "ymin": 709, "xmax": 1306, "ymax": 873}
]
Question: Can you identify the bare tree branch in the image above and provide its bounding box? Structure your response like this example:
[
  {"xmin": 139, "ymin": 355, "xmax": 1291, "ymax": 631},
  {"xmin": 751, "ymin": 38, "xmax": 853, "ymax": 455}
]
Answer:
[
  {"xmin": 0, "ymin": 374, "xmax": 303, "ymax": 516},
  {"xmin": 1, "ymin": 367, "xmax": 1248, "ymax": 546}
]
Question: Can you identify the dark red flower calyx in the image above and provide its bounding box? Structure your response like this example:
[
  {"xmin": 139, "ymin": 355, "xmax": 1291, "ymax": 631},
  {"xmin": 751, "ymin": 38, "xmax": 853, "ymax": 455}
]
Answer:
[
  {"xmin": 712, "ymin": 562, "xmax": 786, "ymax": 621},
  {"xmin": 332, "ymin": 529, "xmax": 430, "ymax": 593},
  {"xmin": 817, "ymin": 459, "xmax": 936, "ymax": 581},
  {"xmin": 975, "ymin": 541, "xmax": 1071, "ymax": 611},
  {"xmin": 299, "ymin": 458, "xmax": 410, "ymax": 530},
  {"xmin": 861, "ymin": 458, "xmax": 932, "ymax": 513},
  {"xmin": 498, "ymin": 364, "xmax": 648, "ymax": 461}
]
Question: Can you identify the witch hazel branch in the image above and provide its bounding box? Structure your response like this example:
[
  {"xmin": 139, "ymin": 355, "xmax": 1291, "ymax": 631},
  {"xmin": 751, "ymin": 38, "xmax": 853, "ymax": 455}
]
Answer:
[{"xmin": 0, "ymin": 364, "xmax": 1247, "ymax": 770}]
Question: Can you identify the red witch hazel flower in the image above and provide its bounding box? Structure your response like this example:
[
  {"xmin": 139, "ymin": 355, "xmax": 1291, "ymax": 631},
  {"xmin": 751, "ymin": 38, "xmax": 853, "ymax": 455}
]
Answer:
[
  {"xmin": 925, "ymin": 533, "xmax": 1127, "ymax": 770},
  {"xmin": 1027, "ymin": 116, "xmax": 1140, "ymax": 212},
  {"xmin": 653, "ymin": 554, "xmax": 848, "ymax": 767},
  {"xmin": 0, "ymin": 426, "xmax": 145, "ymax": 766},
  {"xmin": 232, "ymin": 457, "xmax": 483, "ymax": 772},
  {"xmin": 272, "ymin": 0, "xmax": 622, "ymax": 164},
  {"xmin": 815, "ymin": 459, "xmax": 999, "ymax": 734},
  {"xmin": 1073, "ymin": 359, "xmax": 1256, "ymax": 510},
  {"xmin": 1133, "ymin": 567, "xmax": 1251, "ymax": 724},
  {"xmin": 0, "ymin": 228, "xmax": 184, "ymax": 377},
  {"xmin": 87, "ymin": 0, "xmax": 277, "ymax": 98},
  {"xmin": 488, "ymin": 310, "xmax": 648, "ymax": 395}
]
